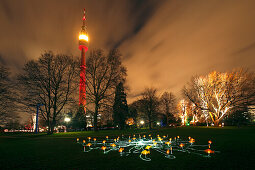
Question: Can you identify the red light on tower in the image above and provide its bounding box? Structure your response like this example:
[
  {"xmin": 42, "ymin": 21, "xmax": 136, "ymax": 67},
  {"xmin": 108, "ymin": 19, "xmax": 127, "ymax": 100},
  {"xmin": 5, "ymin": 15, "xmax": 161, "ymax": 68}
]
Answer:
[{"xmin": 79, "ymin": 9, "xmax": 88, "ymax": 111}]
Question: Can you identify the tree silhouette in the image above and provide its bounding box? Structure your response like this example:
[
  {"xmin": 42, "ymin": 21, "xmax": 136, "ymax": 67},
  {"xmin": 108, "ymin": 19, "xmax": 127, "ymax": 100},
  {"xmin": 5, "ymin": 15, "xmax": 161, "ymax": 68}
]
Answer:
[
  {"xmin": 18, "ymin": 51, "xmax": 79, "ymax": 134},
  {"xmin": 86, "ymin": 49, "xmax": 126, "ymax": 131},
  {"xmin": 141, "ymin": 88, "xmax": 159, "ymax": 130},
  {"xmin": 113, "ymin": 82, "xmax": 128, "ymax": 129},
  {"xmin": 0, "ymin": 64, "xmax": 17, "ymax": 125}
]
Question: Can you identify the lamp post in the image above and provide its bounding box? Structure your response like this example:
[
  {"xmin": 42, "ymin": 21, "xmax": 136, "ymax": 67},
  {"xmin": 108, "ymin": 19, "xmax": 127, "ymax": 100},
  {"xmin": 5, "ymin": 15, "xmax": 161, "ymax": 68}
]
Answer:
[
  {"xmin": 35, "ymin": 104, "xmax": 43, "ymax": 134},
  {"xmin": 64, "ymin": 117, "xmax": 71, "ymax": 122},
  {"xmin": 140, "ymin": 120, "xmax": 144, "ymax": 125},
  {"xmin": 140, "ymin": 120, "xmax": 144, "ymax": 128},
  {"xmin": 64, "ymin": 117, "xmax": 71, "ymax": 132}
]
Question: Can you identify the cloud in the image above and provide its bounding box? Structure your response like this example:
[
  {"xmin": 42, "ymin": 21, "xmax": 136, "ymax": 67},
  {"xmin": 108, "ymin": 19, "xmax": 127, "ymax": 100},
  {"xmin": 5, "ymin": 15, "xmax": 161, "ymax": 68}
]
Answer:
[
  {"xmin": 119, "ymin": 0, "xmax": 255, "ymax": 102},
  {"xmin": 0, "ymin": 0, "xmax": 255, "ymax": 105}
]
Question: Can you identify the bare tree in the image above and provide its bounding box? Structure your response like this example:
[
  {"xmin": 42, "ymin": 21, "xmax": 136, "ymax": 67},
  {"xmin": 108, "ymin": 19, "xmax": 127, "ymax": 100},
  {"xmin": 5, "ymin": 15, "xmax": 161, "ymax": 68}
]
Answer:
[
  {"xmin": 18, "ymin": 51, "xmax": 79, "ymax": 134},
  {"xmin": 183, "ymin": 70, "xmax": 254, "ymax": 126},
  {"xmin": 140, "ymin": 87, "xmax": 159, "ymax": 130},
  {"xmin": 86, "ymin": 49, "xmax": 126, "ymax": 131},
  {"xmin": 160, "ymin": 92, "xmax": 177, "ymax": 125},
  {"xmin": 0, "ymin": 65, "xmax": 17, "ymax": 125}
]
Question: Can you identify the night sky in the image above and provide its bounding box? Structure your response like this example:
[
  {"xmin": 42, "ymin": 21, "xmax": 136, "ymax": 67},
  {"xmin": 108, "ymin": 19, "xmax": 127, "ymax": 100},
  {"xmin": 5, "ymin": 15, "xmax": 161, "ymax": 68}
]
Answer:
[{"xmin": 1, "ymin": 0, "xmax": 255, "ymax": 103}]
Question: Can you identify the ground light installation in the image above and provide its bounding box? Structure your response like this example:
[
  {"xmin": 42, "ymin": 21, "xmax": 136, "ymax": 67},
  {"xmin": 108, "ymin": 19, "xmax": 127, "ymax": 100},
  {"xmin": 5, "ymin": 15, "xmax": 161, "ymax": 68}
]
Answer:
[{"xmin": 76, "ymin": 134, "xmax": 219, "ymax": 161}]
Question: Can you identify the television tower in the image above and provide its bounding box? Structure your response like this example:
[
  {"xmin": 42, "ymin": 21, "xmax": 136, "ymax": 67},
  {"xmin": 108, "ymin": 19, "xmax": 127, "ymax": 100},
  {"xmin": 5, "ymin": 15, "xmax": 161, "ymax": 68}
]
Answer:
[{"xmin": 78, "ymin": 9, "xmax": 88, "ymax": 111}]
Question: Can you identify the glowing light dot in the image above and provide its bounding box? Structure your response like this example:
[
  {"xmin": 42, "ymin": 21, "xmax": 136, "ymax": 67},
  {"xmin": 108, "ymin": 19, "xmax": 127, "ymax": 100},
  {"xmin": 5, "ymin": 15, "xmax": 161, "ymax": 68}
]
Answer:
[
  {"xmin": 79, "ymin": 34, "xmax": 88, "ymax": 41},
  {"xmin": 166, "ymin": 149, "xmax": 170, "ymax": 155},
  {"xmin": 119, "ymin": 148, "xmax": 124, "ymax": 153}
]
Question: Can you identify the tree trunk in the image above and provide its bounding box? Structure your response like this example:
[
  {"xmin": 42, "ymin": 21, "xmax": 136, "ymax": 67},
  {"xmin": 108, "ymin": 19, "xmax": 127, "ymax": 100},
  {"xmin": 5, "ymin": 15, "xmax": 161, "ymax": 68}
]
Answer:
[
  {"xmin": 148, "ymin": 112, "xmax": 152, "ymax": 130},
  {"xmin": 47, "ymin": 119, "xmax": 51, "ymax": 134},
  {"xmin": 50, "ymin": 123, "xmax": 54, "ymax": 134},
  {"xmin": 214, "ymin": 120, "xmax": 220, "ymax": 126},
  {"xmin": 93, "ymin": 103, "xmax": 99, "ymax": 131}
]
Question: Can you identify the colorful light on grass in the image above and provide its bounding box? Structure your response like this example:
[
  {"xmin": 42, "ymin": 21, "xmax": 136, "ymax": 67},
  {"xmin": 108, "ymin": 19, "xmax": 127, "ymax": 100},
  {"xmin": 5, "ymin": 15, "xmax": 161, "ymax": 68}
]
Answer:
[{"xmin": 76, "ymin": 135, "xmax": 219, "ymax": 161}]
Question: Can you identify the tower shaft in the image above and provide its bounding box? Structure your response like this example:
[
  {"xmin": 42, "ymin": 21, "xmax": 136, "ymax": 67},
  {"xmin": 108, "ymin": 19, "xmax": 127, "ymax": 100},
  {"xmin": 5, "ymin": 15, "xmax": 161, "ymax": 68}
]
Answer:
[
  {"xmin": 79, "ymin": 47, "xmax": 86, "ymax": 107},
  {"xmin": 78, "ymin": 8, "xmax": 88, "ymax": 111}
]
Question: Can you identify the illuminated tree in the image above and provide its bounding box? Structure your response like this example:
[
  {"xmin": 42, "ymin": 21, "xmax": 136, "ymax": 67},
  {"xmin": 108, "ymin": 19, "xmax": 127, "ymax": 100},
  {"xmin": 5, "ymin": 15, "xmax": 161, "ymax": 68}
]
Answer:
[
  {"xmin": 18, "ymin": 51, "xmax": 79, "ymax": 134},
  {"xmin": 86, "ymin": 49, "xmax": 127, "ymax": 131},
  {"xmin": 125, "ymin": 117, "xmax": 135, "ymax": 126},
  {"xmin": 177, "ymin": 99, "xmax": 189, "ymax": 126},
  {"xmin": 183, "ymin": 70, "xmax": 254, "ymax": 126}
]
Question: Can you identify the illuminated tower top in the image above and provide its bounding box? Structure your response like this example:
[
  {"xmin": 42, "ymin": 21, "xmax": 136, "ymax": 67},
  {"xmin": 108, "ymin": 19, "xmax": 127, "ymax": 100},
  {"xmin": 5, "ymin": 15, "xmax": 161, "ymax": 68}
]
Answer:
[{"xmin": 79, "ymin": 8, "xmax": 88, "ymax": 51}]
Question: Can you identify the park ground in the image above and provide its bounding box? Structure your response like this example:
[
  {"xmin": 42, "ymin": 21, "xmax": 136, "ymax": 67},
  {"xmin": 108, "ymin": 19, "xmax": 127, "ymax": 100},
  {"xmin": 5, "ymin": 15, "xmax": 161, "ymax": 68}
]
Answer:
[{"xmin": 0, "ymin": 126, "xmax": 254, "ymax": 169}]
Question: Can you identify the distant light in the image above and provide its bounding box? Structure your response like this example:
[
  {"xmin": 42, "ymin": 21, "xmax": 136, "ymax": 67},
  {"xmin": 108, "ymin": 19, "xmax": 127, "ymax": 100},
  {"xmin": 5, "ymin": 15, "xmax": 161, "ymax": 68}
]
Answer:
[
  {"xmin": 140, "ymin": 120, "xmax": 144, "ymax": 125},
  {"xmin": 157, "ymin": 122, "xmax": 160, "ymax": 125},
  {"xmin": 64, "ymin": 117, "xmax": 71, "ymax": 122},
  {"xmin": 79, "ymin": 34, "xmax": 88, "ymax": 41}
]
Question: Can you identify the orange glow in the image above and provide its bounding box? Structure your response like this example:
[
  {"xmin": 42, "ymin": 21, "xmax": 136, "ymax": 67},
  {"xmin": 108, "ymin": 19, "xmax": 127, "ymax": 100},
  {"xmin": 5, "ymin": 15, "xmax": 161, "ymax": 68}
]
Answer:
[
  {"xmin": 165, "ymin": 141, "xmax": 171, "ymax": 145},
  {"xmin": 87, "ymin": 143, "xmax": 92, "ymax": 147},
  {"xmin": 77, "ymin": 138, "xmax": 79, "ymax": 142},
  {"xmin": 101, "ymin": 146, "xmax": 106, "ymax": 150},
  {"xmin": 126, "ymin": 118, "xmax": 135, "ymax": 126},
  {"xmin": 189, "ymin": 138, "xmax": 195, "ymax": 144},
  {"xmin": 110, "ymin": 143, "xmax": 116, "ymax": 147},
  {"xmin": 179, "ymin": 143, "xmax": 185, "ymax": 148},
  {"xmin": 128, "ymin": 140, "xmax": 131, "ymax": 143},
  {"xmin": 106, "ymin": 136, "xmax": 108, "ymax": 139},
  {"xmin": 119, "ymin": 148, "xmax": 124, "ymax": 153},
  {"xmin": 204, "ymin": 149, "xmax": 214, "ymax": 154},
  {"xmin": 94, "ymin": 138, "xmax": 96, "ymax": 141},
  {"xmin": 83, "ymin": 140, "xmax": 86, "ymax": 143},
  {"xmin": 79, "ymin": 33, "xmax": 88, "ymax": 41},
  {"xmin": 132, "ymin": 137, "xmax": 136, "ymax": 140},
  {"xmin": 88, "ymin": 137, "xmax": 91, "ymax": 140},
  {"xmin": 102, "ymin": 140, "xmax": 106, "ymax": 144},
  {"xmin": 208, "ymin": 140, "xmax": 212, "ymax": 144},
  {"xmin": 166, "ymin": 149, "xmax": 170, "ymax": 155},
  {"xmin": 141, "ymin": 150, "xmax": 150, "ymax": 155}
]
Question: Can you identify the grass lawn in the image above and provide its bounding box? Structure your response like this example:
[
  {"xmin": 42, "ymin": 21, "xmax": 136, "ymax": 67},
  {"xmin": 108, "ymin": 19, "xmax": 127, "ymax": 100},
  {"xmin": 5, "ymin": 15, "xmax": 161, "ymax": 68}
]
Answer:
[{"xmin": 0, "ymin": 126, "xmax": 254, "ymax": 169}]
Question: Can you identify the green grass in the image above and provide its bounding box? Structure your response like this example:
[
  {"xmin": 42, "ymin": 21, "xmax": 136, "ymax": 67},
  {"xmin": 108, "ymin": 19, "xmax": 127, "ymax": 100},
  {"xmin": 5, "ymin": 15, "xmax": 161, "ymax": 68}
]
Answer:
[{"xmin": 0, "ymin": 126, "xmax": 254, "ymax": 169}]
